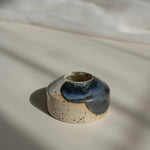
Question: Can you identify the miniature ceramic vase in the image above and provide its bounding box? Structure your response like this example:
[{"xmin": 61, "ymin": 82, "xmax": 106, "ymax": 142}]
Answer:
[{"xmin": 46, "ymin": 72, "xmax": 110, "ymax": 123}]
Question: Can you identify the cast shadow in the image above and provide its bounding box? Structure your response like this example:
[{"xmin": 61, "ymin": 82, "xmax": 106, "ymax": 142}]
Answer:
[{"xmin": 30, "ymin": 87, "xmax": 49, "ymax": 115}]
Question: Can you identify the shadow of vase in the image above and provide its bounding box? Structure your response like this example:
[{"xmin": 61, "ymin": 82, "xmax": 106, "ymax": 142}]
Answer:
[{"xmin": 30, "ymin": 87, "xmax": 49, "ymax": 115}]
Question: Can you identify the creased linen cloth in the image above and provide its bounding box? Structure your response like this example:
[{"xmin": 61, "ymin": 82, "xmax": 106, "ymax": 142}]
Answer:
[{"xmin": 0, "ymin": 0, "xmax": 150, "ymax": 44}]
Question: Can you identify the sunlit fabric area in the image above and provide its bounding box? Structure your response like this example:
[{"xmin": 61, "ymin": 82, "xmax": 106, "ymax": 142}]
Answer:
[{"xmin": 0, "ymin": 0, "xmax": 150, "ymax": 150}]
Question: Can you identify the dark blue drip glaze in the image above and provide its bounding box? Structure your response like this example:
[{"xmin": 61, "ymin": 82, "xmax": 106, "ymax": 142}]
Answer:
[
  {"xmin": 85, "ymin": 94, "xmax": 110, "ymax": 114},
  {"xmin": 61, "ymin": 77, "xmax": 110, "ymax": 114}
]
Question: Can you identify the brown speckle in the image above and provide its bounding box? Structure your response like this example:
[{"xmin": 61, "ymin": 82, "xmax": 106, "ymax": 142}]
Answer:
[
  {"xmin": 54, "ymin": 91, "xmax": 57, "ymax": 94},
  {"xmin": 73, "ymin": 119, "xmax": 75, "ymax": 121},
  {"xmin": 67, "ymin": 109, "xmax": 69, "ymax": 111},
  {"xmin": 63, "ymin": 101, "xmax": 65, "ymax": 103}
]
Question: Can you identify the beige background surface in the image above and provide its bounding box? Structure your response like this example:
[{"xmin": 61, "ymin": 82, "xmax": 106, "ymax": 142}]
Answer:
[{"xmin": 0, "ymin": 20, "xmax": 150, "ymax": 150}]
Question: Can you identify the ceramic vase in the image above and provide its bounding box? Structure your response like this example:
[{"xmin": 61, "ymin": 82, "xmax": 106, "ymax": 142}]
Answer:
[{"xmin": 46, "ymin": 72, "xmax": 110, "ymax": 123}]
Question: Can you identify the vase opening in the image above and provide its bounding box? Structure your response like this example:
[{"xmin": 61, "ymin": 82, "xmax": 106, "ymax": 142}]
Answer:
[{"xmin": 65, "ymin": 72, "xmax": 93, "ymax": 82}]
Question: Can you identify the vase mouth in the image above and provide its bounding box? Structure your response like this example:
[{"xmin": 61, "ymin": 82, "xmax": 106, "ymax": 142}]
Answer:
[{"xmin": 64, "ymin": 71, "xmax": 93, "ymax": 83}]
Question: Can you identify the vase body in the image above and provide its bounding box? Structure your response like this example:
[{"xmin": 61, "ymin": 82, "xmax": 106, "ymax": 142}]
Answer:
[{"xmin": 46, "ymin": 72, "xmax": 110, "ymax": 123}]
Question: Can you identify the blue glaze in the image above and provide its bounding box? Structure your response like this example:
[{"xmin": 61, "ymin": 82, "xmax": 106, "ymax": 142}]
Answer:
[
  {"xmin": 85, "ymin": 94, "xmax": 110, "ymax": 114},
  {"xmin": 61, "ymin": 77, "xmax": 110, "ymax": 114}
]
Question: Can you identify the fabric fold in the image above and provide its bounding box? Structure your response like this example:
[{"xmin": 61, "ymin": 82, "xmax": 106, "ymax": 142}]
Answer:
[{"xmin": 0, "ymin": 0, "xmax": 150, "ymax": 44}]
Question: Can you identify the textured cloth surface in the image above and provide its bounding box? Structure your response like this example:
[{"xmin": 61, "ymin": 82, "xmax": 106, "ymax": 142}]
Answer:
[
  {"xmin": 0, "ymin": 20, "xmax": 150, "ymax": 150},
  {"xmin": 0, "ymin": 0, "xmax": 150, "ymax": 44}
]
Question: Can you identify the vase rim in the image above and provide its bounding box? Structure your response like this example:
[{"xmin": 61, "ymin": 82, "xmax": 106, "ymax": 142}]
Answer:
[{"xmin": 64, "ymin": 71, "xmax": 93, "ymax": 83}]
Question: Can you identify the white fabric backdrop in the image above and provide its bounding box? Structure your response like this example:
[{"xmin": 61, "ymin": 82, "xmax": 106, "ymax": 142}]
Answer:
[
  {"xmin": 0, "ymin": 20, "xmax": 150, "ymax": 150},
  {"xmin": 0, "ymin": 0, "xmax": 150, "ymax": 44}
]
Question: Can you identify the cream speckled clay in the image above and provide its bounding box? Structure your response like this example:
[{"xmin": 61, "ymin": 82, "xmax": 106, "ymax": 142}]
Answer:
[{"xmin": 46, "ymin": 72, "xmax": 110, "ymax": 123}]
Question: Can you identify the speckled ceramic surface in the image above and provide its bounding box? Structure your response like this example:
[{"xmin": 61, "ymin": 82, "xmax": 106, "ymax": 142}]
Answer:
[{"xmin": 46, "ymin": 72, "xmax": 110, "ymax": 123}]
